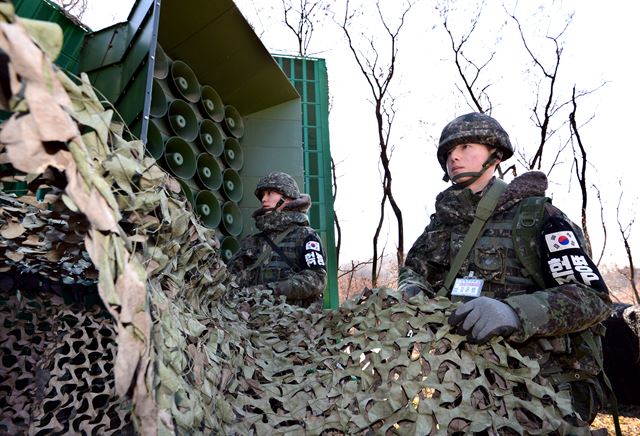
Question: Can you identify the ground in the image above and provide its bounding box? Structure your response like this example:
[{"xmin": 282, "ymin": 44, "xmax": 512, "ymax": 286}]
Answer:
[{"xmin": 592, "ymin": 404, "xmax": 640, "ymax": 434}]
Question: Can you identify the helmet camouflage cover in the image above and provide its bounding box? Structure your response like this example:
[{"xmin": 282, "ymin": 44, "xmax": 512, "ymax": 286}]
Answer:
[
  {"xmin": 437, "ymin": 112, "xmax": 514, "ymax": 171},
  {"xmin": 255, "ymin": 171, "xmax": 301, "ymax": 200}
]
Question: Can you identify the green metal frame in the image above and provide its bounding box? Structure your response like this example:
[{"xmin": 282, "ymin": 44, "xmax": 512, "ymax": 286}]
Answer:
[{"xmin": 273, "ymin": 55, "xmax": 338, "ymax": 309}]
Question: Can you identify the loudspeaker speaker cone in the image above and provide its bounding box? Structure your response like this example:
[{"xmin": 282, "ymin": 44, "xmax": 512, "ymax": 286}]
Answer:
[
  {"xmin": 222, "ymin": 105, "xmax": 245, "ymax": 139},
  {"xmin": 198, "ymin": 119, "xmax": 223, "ymax": 156},
  {"xmin": 195, "ymin": 190, "xmax": 221, "ymax": 229},
  {"xmin": 169, "ymin": 60, "xmax": 201, "ymax": 103},
  {"xmin": 153, "ymin": 44, "xmax": 170, "ymax": 79},
  {"xmin": 220, "ymin": 236, "xmax": 240, "ymax": 263},
  {"xmin": 167, "ymin": 99, "xmax": 199, "ymax": 142},
  {"xmin": 221, "ymin": 168, "xmax": 243, "ymax": 202},
  {"xmin": 162, "ymin": 137, "xmax": 197, "ymax": 179},
  {"xmin": 222, "ymin": 137, "xmax": 244, "ymax": 171},
  {"xmin": 199, "ymin": 85, "xmax": 224, "ymax": 122},
  {"xmin": 220, "ymin": 201, "xmax": 243, "ymax": 236},
  {"xmin": 195, "ymin": 153, "xmax": 222, "ymax": 190}
]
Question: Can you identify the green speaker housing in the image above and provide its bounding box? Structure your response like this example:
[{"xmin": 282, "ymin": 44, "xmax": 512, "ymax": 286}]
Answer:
[
  {"xmin": 195, "ymin": 190, "xmax": 221, "ymax": 229},
  {"xmin": 162, "ymin": 137, "xmax": 197, "ymax": 179},
  {"xmin": 169, "ymin": 60, "xmax": 201, "ymax": 103},
  {"xmin": 166, "ymin": 99, "xmax": 199, "ymax": 142},
  {"xmin": 195, "ymin": 153, "xmax": 222, "ymax": 191},
  {"xmin": 220, "ymin": 235, "xmax": 240, "ymax": 264}
]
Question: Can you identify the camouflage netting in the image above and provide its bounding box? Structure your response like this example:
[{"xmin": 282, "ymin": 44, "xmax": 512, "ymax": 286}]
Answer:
[{"xmin": 0, "ymin": 6, "xmax": 586, "ymax": 435}]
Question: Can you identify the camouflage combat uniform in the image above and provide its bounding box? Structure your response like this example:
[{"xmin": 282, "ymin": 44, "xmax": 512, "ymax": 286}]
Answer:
[
  {"xmin": 399, "ymin": 171, "xmax": 612, "ymax": 425},
  {"xmin": 228, "ymin": 172, "xmax": 326, "ymax": 308}
]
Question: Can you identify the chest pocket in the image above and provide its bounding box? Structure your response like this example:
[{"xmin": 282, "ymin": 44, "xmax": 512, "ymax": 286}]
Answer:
[{"xmin": 473, "ymin": 241, "xmax": 507, "ymax": 284}]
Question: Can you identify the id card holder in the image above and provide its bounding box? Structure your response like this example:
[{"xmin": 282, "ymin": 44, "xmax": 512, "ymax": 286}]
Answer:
[{"xmin": 451, "ymin": 271, "xmax": 484, "ymax": 298}]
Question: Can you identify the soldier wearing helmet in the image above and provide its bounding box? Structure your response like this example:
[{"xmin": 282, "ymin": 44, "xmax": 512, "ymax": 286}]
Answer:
[
  {"xmin": 398, "ymin": 113, "xmax": 612, "ymax": 429},
  {"xmin": 227, "ymin": 171, "xmax": 326, "ymax": 308}
]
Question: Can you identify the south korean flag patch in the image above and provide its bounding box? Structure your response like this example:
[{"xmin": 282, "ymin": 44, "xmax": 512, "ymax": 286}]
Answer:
[
  {"xmin": 545, "ymin": 230, "xmax": 578, "ymax": 252},
  {"xmin": 302, "ymin": 235, "xmax": 325, "ymax": 270}
]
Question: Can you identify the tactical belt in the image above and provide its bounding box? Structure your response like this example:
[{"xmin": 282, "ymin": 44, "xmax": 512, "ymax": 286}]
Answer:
[{"xmin": 437, "ymin": 178, "xmax": 508, "ymax": 296}]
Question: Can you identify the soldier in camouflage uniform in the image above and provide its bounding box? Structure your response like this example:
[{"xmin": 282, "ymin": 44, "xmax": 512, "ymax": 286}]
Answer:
[
  {"xmin": 398, "ymin": 113, "xmax": 612, "ymax": 427},
  {"xmin": 228, "ymin": 171, "xmax": 326, "ymax": 308}
]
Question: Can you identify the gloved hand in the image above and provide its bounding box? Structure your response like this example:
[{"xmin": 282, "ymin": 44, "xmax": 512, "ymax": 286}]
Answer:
[
  {"xmin": 403, "ymin": 284, "xmax": 424, "ymax": 297},
  {"xmin": 448, "ymin": 296, "xmax": 521, "ymax": 344}
]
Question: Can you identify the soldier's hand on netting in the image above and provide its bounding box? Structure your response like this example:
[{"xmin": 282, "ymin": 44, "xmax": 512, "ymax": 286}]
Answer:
[
  {"xmin": 448, "ymin": 296, "xmax": 521, "ymax": 344},
  {"xmin": 403, "ymin": 284, "xmax": 424, "ymax": 297}
]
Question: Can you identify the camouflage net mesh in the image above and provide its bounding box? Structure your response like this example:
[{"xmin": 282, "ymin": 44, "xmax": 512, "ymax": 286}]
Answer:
[{"xmin": 0, "ymin": 6, "xmax": 584, "ymax": 435}]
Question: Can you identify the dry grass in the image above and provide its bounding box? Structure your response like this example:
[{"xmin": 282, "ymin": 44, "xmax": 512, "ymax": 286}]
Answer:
[{"xmin": 591, "ymin": 404, "xmax": 640, "ymax": 435}]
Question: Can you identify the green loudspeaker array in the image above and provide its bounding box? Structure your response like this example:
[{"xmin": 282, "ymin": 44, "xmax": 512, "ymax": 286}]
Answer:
[
  {"xmin": 147, "ymin": 44, "xmax": 247, "ymax": 240},
  {"xmin": 220, "ymin": 235, "xmax": 240, "ymax": 263},
  {"xmin": 220, "ymin": 201, "xmax": 243, "ymax": 236}
]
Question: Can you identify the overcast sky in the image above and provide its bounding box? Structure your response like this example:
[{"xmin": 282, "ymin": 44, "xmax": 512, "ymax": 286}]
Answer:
[{"xmin": 75, "ymin": 0, "xmax": 638, "ymax": 270}]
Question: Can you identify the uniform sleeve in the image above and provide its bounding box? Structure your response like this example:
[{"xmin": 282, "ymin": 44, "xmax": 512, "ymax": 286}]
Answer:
[
  {"xmin": 505, "ymin": 207, "xmax": 612, "ymax": 342},
  {"xmin": 269, "ymin": 231, "xmax": 327, "ymax": 302},
  {"xmin": 398, "ymin": 219, "xmax": 440, "ymax": 297}
]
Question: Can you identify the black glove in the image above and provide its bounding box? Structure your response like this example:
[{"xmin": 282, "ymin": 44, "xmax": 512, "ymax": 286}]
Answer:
[{"xmin": 448, "ymin": 296, "xmax": 521, "ymax": 344}]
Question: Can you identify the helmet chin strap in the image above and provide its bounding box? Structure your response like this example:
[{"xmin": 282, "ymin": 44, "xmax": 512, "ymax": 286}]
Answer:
[
  {"xmin": 448, "ymin": 151, "xmax": 502, "ymax": 188},
  {"xmin": 264, "ymin": 196, "xmax": 287, "ymax": 214}
]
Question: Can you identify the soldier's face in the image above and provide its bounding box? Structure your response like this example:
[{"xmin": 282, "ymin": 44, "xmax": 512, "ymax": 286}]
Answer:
[
  {"xmin": 261, "ymin": 190, "xmax": 290, "ymax": 210},
  {"xmin": 446, "ymin": 143, "xmax": 497, "ymax": 189}
]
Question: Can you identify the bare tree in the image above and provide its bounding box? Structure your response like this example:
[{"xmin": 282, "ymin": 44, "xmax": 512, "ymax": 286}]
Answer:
[
  {"xmin": 338, "ymin": 0, "xmax": 412, "ymax": 286},
  {"xmin": 568, "ymin": 86, "xmax": 592, "ymax": 248},
  {"xmin": 442, "ymin": 1, "xmax": 496, "ymax": 114},
  {"xmin": 281, "ymin": 0, "xmax": 328, "ymax": 56},
  {"xmin": 616, "ymin": 190, "xmax": 639, "ymax": 304},
  {"xmin": 331, "ymin": 156, "xmax": 342, "ymax": 266},
  {"xmin": 592, "ymin": 185, "xmax": 608, "ymax": 267},
  {"xmin": 53, "ymin": 0, "xmax": 88, "ymax": 19}
]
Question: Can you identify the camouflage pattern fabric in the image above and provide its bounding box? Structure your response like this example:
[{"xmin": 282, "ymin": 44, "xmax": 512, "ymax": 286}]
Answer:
[
  {"xmin": 254, "ymin": 171, "xmax": 301, "ymax": 200},
  {"xmin": 0, "ymin": 7, "xmax": 605, "ymax": 435},
  {"xmin": 399, "ymin": 172, "xmax": 612, "ymax": 426},
  {"xmin": 437, "ymin": 112, "xmax": 514, "ymax": 170},
  {"xmin": 228, "ymin": 209, "xmax": 326, "ymax": 307}
]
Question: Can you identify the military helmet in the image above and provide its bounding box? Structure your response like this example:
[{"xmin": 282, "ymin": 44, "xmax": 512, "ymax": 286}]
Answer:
[
  {"xmin": 254, "ymin": 171, "xmax": 301, "ymax": 200},
  {"xmin": 437, "ymin": 112, "xmax": 513, "ymax": 170}
]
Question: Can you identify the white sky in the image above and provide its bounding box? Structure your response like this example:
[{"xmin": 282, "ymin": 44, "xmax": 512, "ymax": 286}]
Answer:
[{"xmin": 75, "ymin": 0, "xmax": 638, "ymax": 270}]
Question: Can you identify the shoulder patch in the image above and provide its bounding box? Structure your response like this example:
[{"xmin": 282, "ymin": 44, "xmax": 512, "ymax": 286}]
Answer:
[{"xmin": 302, "ymin": 234, "xmax": 325, "ymax": 270}]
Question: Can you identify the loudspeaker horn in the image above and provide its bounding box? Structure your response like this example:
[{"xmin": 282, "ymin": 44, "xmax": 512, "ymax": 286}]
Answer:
[
  {"xmin": 177, "ymin": 178, "xmax": 196, "ymax": 206},
  {"xmin": 150, "ymin": 79, "xmax": 168, "ymax": 118},
  {"xmin": 222, "ymin": 137, "xmax": 244, "ymax": 171},
  {"xmin": 222, "ymin": 104, "xmax": 245, "ymax": 139},
  {"xmin": 167, "ymin": 99, "xmax": 199, "ymax": 142},
  {"xmin": 220, "ymin": 236, "xmax": 240, "ymax": 264},
  {"xmin": 162, "ymin": 137, "xmax": 197, "ymax": 179},
  {"xmin": 198, "ymin": 119, "xmax": 223, "ymax": 156},
  {"xmin": 145, "ymin": 118, "xmax": 166, "ymax": 160},
  {"xmin": 199, "ymin": 85, "xmax": 224, "ymax": 122},
  {"xmin": 195, "ymin": 153, "xmax": 222, "ymax": 191},
  {"xmin": 169, "ymin": 60, "xmax": 201, "ymax": 103},
  {"xmin": 153, "ymin": 43, "xmax": 170, "ymax": 79},
  {"xmin": 221, "ymin": 168, "xmax": 243, "ymax": 202},
  {"xmin": 220, "ymin": 201, "xmax": 243, "ymax": 236},
  {"xmin": 194, "ymin": 190, "xmax": 222, "ymax": 229}
]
